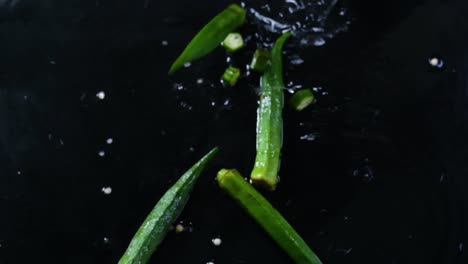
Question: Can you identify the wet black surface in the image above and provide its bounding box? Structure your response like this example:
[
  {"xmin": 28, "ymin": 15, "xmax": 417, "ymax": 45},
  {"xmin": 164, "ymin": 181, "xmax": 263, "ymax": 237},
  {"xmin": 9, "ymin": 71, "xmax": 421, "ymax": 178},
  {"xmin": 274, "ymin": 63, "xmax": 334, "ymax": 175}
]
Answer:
[{"xmin": 1, "ymin": 0, "xmax": 468, "ymax": 263}]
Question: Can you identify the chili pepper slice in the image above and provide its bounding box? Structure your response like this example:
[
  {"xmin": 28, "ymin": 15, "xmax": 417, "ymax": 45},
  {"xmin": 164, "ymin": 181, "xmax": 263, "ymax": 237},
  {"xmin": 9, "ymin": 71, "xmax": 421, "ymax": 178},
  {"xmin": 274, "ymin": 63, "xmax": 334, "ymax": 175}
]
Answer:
[
  {"xmin": 118, "ymin": 147, "xmax": 219, "ymax": 264},
  {"xmin": 251, "ymin": 32, "xmax": 291, "ymax": 190},
  {"xmin": 168, "ymin": 4, "xmax": 246, "ymax": 74},
  {"xmin": 217, "ymin": 169, "xmax": 323, "ymax": 264}
]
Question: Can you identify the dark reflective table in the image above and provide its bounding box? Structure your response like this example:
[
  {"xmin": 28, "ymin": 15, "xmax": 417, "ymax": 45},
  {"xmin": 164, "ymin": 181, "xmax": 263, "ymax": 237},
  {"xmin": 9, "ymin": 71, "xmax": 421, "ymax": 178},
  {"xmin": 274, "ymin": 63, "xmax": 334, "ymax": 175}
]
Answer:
[{"xmin": 1, "ymin": 0, "xmax": 468, "ymax": 263}]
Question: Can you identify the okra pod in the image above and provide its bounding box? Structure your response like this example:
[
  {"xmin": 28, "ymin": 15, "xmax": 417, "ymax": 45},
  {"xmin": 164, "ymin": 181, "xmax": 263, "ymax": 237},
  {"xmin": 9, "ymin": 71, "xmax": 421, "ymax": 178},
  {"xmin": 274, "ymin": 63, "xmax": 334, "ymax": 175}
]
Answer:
[
  {"xmin": 251, "ymin": 32, "xmax": 291, "ymax": 190},
  {"xmin": 118, "ymin": 147, "xmax": 219, "ymax": 264},
  {"xmin": 217, "ymin": 169, "xmax": 323, "ymax": 264},
  {"xmin": 169, "ymin": 4, "xmax": 246, "ymax": 74}
]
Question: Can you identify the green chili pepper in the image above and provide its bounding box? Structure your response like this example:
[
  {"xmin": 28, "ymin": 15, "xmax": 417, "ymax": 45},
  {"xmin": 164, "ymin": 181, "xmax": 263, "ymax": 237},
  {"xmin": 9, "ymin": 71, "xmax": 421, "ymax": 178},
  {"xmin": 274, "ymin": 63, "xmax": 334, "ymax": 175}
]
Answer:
[
  {"xmin": 251, "ymin": 32, "xmax": 291, "ymax": 190},
  {"xmin": 168, "ymin": 4, "xmax": 246, "ymax": 74},
  {"xmin": 118, "ymin": 147, "xmax": 219, "ymax": 264},
  {"xmin": 222, "ymin": 66, "xmax": 241, "ymax": 86},
  {"xmin": 289, "ymin": 88, "xmax": 315, "ymax": 111},
  {"xmin": 216, "ymin": 169, "xmax": 323, "ymax": 264}
]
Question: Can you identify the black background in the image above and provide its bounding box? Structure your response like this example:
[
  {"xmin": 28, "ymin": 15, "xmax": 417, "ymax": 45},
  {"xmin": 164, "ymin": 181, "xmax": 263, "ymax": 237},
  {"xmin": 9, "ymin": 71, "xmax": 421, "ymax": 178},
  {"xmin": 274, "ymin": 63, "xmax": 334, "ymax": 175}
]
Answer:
[{"xmin": 1, "ymin": 0, "xmax": 468, "ymax": 263}]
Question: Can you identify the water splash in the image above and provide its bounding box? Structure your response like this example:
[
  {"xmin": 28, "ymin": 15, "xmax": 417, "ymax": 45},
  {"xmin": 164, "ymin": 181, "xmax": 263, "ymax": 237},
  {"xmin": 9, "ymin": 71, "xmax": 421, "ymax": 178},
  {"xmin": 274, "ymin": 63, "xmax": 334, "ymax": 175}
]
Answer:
[{"xmin": 247, "ymin": 0, "xmax": 351, "ymax": 47}]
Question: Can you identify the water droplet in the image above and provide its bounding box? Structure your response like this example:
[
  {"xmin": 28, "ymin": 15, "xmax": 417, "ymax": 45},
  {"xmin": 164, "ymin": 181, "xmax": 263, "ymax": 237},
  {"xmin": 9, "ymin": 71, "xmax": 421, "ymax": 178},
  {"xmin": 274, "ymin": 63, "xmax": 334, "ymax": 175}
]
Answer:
[
  {"xmin": 98, "ymin": 151, "xmax": 106, "ymax": 157},
  {"xmin": 289, "ymin": 56, "xmax": 304, "ymax": 65},
  {"xmin": 161, "ymin": 40, "xmax": 168, "ymax": 46},
  {"xmin": 428, "ymin": 56, "xmax": 444, "ymax": 68},
  {"xmin": 106, "ymin": 138, "xmax": 113, "ymax": 144},
  {"xmin": 103, "ymin": 237, "xmax": 110, "ymax": 244},
  {"xmin": 189, "ymin": 147, "xmax": 195, "ymax": 152},
  {"xmin": 313, "ymin": 37, "xmax": 326, "ymax": 46},
  {"xmin": 183, "ymin": 62, "xmax": 191, "ymax": 68},
  {"xmin": 49, "ymin": 60, "xmax": 56, "ymax": 65},
  {"xmin": 96, "ymin": 91, "xmax": 106, "ymax": 100},
  {"xmin": 175, "ymin": 224, "xmax": 185, "ymax": 233},
  {"xmin": 173, "ymin": 83, "xmax": 184, "ymax": 91},
  {"xmin": 459, "ymin": 243, "xmax": 463, "ymax": 253},
  {"xmin": 300, "ymin": 133, "xmax": 319, "ymax": 141},
  {"xmin": 196, "ymin": 78, "xmax": 204, "ymax": 85},
  {"xmin": 180, "ymin": 101, "xmax": 193, "ymax": 110},
  {"xmin": 352, "ymin": 165, "xmax": 374, "ymax": 182},
  {"xmin": 211, "ymin": 237, "xmax": 222, "ymax": 246},
  {"xmin": 16, "ymin": 171, "xmax": 21, "ymax": 175},
  {"xmin": 101, "ymin": 186, "xmax": 112, "ymax": 195}
]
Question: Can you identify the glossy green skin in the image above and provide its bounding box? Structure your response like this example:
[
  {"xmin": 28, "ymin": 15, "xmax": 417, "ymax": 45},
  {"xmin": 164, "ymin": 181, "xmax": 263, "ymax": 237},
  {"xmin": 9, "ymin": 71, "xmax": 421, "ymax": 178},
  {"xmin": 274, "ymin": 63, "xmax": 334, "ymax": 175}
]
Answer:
[
  {"xmin": 169, "ymin": 4, "xmax": 246, "ymax": 74},
  {"xmin": 289, "ymin": 88, "xmax": 315, "ymax": 111},
  {"xmin": 118, "ymin": 148, "xmax": 219, "ymax": 264},
  {"xmin": 217, "ymin": 169, "xmax": 323, "ymax": 264},
  {"xmin": 251, "ymin": 32, "xmax": 291, "ymax": 190},
  {"xmin": 250, "ymin": 48, "xmax": 271, "ymax": 73},
  {"xmin": 222, "ymin": 66, "xmax": 241, "ymax": 86}
]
